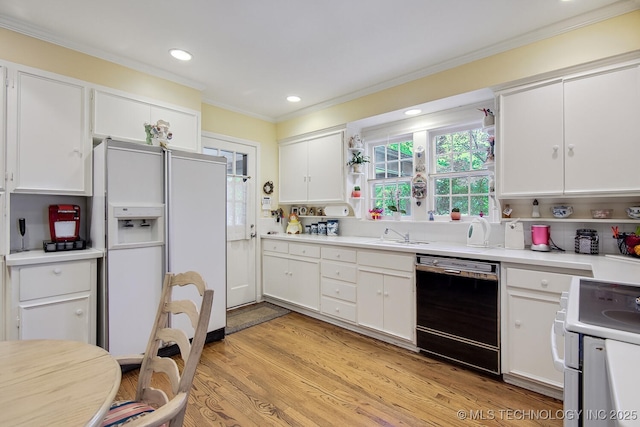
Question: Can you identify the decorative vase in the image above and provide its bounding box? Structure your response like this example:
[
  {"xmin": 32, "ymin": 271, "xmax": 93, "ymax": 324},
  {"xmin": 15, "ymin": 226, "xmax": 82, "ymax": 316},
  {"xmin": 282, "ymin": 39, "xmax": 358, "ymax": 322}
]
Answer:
[
  {"xmin": 450, "ymin": 211, "xmax": 461, "ymax": 221},
  {"xmin": 351, "ymin": 190, "xmax": 361, "ymax": 198},
  {"xmin": 352, "ymin": 164, "xmax": 362, "ymax": 174},
  {"xmin": 393, "ymin": 212, "xmax": 401, "ymax": 221}
]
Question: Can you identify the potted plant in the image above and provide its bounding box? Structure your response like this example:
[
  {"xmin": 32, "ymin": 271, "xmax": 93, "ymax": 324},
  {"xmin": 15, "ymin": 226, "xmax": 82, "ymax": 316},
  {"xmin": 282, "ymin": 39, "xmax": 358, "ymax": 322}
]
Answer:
[
  {"xmin": 347, "ymin": 151, "xmax": 370, "ymax": 173},
  {"xmin": 450, "ymin": 207, "xmax": 461, "ymax": 221},
  {"xmin": 351, "ymin": 186, "xmax": 361, "ymax": 198}
]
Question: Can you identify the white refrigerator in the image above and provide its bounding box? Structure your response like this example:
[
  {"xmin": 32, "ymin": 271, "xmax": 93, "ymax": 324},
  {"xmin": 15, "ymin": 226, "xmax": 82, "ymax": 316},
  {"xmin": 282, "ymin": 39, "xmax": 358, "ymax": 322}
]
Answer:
[{"xmin": 92, "ymin": 139, "xmax": 226, "ymax": 356}]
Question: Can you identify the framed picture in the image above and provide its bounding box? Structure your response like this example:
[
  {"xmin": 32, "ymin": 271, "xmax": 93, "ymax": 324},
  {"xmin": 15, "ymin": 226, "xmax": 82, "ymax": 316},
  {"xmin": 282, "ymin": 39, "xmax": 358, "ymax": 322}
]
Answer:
[
  {"xmin": 291, "ymin": 206, "xmax": 299, "ymax": 215},
  {"xmin": 299, "ymin": 206, "xmax": 308, "ymax": 216}
]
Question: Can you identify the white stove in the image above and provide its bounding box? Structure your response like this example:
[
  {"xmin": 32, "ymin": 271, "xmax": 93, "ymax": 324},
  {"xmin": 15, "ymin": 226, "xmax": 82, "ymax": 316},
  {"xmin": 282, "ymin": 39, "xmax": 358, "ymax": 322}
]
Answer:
[{"xmin": 553, "ymin": 277, "xmax": 640, "ymax": 427}]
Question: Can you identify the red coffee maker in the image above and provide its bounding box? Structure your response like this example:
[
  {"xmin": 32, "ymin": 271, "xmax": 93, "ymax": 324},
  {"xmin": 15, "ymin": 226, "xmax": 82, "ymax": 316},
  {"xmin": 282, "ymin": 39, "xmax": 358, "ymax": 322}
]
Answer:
[{"xmin": 48, "ymin": 205, "xmax": 81, "ymax": 249}]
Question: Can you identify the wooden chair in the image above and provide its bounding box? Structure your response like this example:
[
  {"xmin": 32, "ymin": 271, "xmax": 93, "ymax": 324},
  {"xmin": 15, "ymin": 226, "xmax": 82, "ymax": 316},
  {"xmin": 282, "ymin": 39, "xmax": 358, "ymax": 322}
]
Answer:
[{"xmin": 102, "ymin": 271, "xmax": 214, "ymax": 427}]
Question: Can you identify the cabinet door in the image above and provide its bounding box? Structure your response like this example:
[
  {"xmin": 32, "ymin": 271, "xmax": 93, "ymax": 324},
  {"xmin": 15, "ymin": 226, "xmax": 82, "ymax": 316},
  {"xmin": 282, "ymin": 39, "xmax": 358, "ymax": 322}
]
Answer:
[
  {"xmin": 262, "ymin": 254, "xmax": 290, "ymax": 300},
  {"xmin": 150, "ymin": 105, "xmax": 199, "ymax": 152},
  {"xmin": 289, "ymin": 258, "xmax": 320, "ymax": 310},
  {"xmin": 0, "ymin": 66, "xmax": 5, "ymax": 192},
  {"xmin": 506, "ymin": 289, "xmax": 564, "ymax": 388},
  {"xmin": 382, "ymin": 274, "xmax": 413, "ymax": 340},
  {"xmin": 307, "ymin": 132, "xmax": 344, "ymax": 203},
  {"xmin": 564, "ymin": 65, "xmax": 640, "ymax": 194},
  {"xmin": 498, "ymin": 81, "xmax": 564, "ymax": 197},
  {"xmin": 279, "ymin": 141, "xmax": 309, "ymax": 203},
  {"xmin": 357, "ymin": 270, "xmax": 384, "ymax": 331},
  {"xmin": 11, "ymin": 70, "xmax": 89, "ymax": 194},
  {"xmin": 93, "ymin": 90, "xmax": 151, "ymax": 141},
  {"xmin": 19, "ymin": 294, "xmax": 91, "ymax": 342}
]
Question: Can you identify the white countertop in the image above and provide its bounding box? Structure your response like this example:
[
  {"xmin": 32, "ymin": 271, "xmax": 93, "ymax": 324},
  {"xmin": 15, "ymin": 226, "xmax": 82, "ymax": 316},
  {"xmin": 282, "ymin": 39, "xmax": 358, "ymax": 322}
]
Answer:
[
  {"xmin": 261, "ymin": 233, "xmax": 640, "ymax": 283},
  {"xmin": 5, "ymin": 248, "xmax": 104, "ymax": 266}
]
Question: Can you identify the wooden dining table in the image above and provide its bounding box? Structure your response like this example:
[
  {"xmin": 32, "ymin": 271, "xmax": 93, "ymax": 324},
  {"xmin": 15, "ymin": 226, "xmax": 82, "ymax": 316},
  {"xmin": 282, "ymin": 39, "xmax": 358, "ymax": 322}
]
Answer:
[{"xmin": 0, "ymin": 339, "xmax": 121, "ymax": 427}]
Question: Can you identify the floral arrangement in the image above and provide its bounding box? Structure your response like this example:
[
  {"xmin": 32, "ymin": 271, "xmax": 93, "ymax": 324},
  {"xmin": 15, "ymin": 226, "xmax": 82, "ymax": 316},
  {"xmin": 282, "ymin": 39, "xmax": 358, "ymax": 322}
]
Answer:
[
  {"xmin": 144, "ymin": 120, "xmax": 173, "ymax": 147},
  {"xmin": 478, "ymin": 108, "xmax": 494, "ymax": 117},
  {"xmin": 368, "ymin": 208, "xmax": 383, "ymax": 220}
]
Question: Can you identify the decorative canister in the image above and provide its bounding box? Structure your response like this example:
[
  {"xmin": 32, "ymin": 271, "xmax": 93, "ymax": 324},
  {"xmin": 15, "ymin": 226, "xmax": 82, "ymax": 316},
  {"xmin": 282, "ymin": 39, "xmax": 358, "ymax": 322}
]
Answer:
[
  {"xmin": 310, "ymin": 223, "xmax": 318, "ymax": 234},
  {"xmin": 327, "ymin": 219, "xmax": 339, "ymax": 236},
  {"xmin": 304, "ymin": 224, "xmax": 311, "ymax": 234},
  {"xmin": 318, "ymin": 221, "xmax": 327, "ymax": 235},
  {"xmin": 575, "ymin": 229, "xmax": 599, "ymax": 255}
]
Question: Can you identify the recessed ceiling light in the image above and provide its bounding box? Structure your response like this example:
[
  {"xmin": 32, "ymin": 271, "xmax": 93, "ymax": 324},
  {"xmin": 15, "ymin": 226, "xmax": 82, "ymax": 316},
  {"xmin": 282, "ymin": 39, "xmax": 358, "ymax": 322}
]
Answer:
[
  {"xmin": 169, "ymin": 49, "xmax": 192, "ymax": 61},
  {"xmin": 287, "ymin": 95, "xmax": 301, "ymax": 103},
  {"xmin": 404, "ymin": 109, "xmax": 422, "ymax": 116}
]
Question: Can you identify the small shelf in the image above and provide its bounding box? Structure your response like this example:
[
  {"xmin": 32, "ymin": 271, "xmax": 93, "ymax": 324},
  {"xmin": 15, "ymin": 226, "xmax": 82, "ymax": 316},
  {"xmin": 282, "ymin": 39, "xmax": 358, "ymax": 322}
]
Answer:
[{"xmin": 348, "ymin": 146, "xmax": 365, "ymax": 152}]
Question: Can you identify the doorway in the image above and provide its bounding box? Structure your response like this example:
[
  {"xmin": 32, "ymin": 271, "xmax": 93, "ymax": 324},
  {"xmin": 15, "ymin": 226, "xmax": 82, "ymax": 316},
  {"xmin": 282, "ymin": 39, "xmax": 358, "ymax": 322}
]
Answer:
[{"xmin": 202, "ymin": 134, "xmax": 257, "ymax": 309}]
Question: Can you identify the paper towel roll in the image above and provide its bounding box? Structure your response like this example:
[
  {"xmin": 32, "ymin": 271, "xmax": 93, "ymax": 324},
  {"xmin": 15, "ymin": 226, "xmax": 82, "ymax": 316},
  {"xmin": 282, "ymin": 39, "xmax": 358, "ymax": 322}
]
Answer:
[{"xmin": 324, "ymin": 205, "xmax": 349, "ymax": 216}]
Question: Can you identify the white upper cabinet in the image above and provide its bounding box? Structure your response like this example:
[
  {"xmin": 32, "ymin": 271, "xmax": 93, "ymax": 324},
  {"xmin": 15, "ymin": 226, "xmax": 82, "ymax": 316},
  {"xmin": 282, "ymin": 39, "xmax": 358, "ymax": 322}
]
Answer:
[
  {"xmin": 6, "ymin": 66, "xmax": 90, "ymax": 195},
  {"xmin": 563, "ymin": 64, "xmax": 640, "ymax": 195},
  {"xmin": 498, "ymin": 80, "xmax": 564, "ymax": 197},
  {"xmin": 92, "ymin": 89, "xmax": 201, "ymax": 153},
  {"xmin": 0, "ymin": 66, "xmax": 5, "ymax": 192},
  {"xmin": 279, "ymin": 131, "xmax": 344, "ymax": 204},
  {"xmin": 498, "ymin": 61, "xmax": 640, "ymax": 198}
]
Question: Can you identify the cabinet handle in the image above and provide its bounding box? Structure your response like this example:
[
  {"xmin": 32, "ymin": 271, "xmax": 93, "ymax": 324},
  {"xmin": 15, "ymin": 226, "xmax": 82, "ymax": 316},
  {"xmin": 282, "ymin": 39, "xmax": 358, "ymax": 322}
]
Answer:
[
  {"xmin": 335, "ymin": 307, "xmax": 340, "ymax": 312},
  {"xmin": 75, "ymin": 309, "xmax": 84, "ymax": 316},
  {"xmin": 552, "ymin": 145, "xmax": 559, "ymax": 152},
  {"xmin": 541, "ymin": 279, "xmax": 549, "ymax": 288},
  {"xmin": 376, "ymin": 290, "xmax": 382, "ymax": 295},
  {"xmin": 336, "ymin": 254, "xmax": 341, "ymax": 258},
  {"xmin": 308, "ymin": 175, "xmax": 311, "ymax": 182},
  {"xmin": 335, "ymin": 270, "xmax": 340, "ymax": 275},
  {"xmin": 515, "ymin": 320, "xmax": 522, "ymax": 328},
  {"xmin": 384, "ymin": 292, "xmax": 389, "ymax": 297},
  {"xmin": 335, "ymin": 289, "xmax": 340, "ymax": 294},
  {"xmin": 567, "ymin": 144, "xmax": 575, "ymax": 151},
  {"xmin": 302, "ymin": 250, "xmax": 306, "ymax": 254},
  {"xmin": 53, "ymin": 268, "xmax": 62, "ymax": 275}
]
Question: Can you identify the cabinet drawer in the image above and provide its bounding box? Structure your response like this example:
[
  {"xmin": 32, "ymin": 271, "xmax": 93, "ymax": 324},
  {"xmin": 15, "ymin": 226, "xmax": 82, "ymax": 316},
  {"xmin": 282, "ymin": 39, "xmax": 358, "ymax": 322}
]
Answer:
[
  {"xmin": 358, "ymin": 250, "xmax": 414, "ymax": 272},
  {"xmin": 321, "ymin": 278, "xmax": 356, "ymax": 302},
  {"xmin": 321, "ymin": 261, "xmax": 357, "ymax": 283},
  {"xmin": 321, "ymin": 246, "xmax": 357, "ymax": 263},
  {"xmin": 20, "ymin": 261, "xmax": 92, "ymax": 301},
  {"xmin": 289, "ymin": 243, "xmax": 320, "ymax": 258},
  {"xmin": 321, "ymin": 296, "xmax": 356, "ymax": 323},
  {"xmin": 263, "ymin": 240, "xmax": 288, "ymax": 254},
  {"xmin": 506, "ymin": 268, "xmax": 572, "ymax": 294}
]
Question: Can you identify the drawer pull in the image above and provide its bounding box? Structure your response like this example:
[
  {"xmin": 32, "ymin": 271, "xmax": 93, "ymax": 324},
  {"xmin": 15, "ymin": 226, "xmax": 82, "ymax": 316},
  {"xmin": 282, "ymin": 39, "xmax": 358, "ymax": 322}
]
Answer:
[
  {"xmin": 75, "ymin": 309, "xmax": 84, "ymax": 316},
  {"xmin": 53, "ymin": 268, "xmax": 62, "ymax": 275},
  {"xmin": 540, "ymin": 279, "xmax": 549, "ymax": 287},
  {"xmin": 515, "ymin": 320, "xmax": 522, "ymax": 328},
  {"xmin": 335, "ymin": 289, "xmax": 340, "ymax": 294},
  {"xmin": 335, "ymin": 270, "xmax": 340, "ymax": 275},
  {"xmin": 384, "ymin": 292, "xmax": 389, "ymax": 297},
  {"xmin": 336, "ymin": 254, "xmax": 341, "ymax": 258},
  {"xmin": 335, "ymin": 307, "xmax": 340, "ymax": 313}
]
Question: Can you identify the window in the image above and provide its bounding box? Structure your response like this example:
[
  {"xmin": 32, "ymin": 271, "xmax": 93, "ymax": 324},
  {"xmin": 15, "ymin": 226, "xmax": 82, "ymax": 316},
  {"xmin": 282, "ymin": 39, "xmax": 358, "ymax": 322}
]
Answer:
[
  {"xmin": 369, "ymin": 135, "xmax": 413, "ymax": 217},
  {"xmin": 203, "ymin": 147, "xmax": 249, "ymax": 240},
  {"xmin": 431, "ymin": 125, "xmax": 492, "ymax": 216}
]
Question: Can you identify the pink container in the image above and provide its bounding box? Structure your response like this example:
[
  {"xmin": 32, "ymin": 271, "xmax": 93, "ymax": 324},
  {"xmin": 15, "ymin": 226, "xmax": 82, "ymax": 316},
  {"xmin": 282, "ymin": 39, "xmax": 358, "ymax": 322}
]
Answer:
[{"xmin": 531, "ymin": 225, "xmax": 550, "ymax": 251}]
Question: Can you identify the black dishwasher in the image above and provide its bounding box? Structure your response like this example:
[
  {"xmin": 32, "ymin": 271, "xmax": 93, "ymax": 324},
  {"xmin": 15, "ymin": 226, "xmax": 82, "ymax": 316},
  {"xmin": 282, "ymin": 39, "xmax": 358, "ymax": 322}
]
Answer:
[{"xmin": 416, "ymin": 254, "xmax": 500, "ymax": 375}]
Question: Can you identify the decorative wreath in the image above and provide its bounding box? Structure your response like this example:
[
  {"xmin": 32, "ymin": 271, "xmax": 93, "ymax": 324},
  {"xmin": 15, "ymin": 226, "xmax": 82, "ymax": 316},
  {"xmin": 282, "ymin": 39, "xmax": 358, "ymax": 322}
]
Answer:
[{"xmin": 263, "ymin": 181, "xmax": 274, "ymax": 194}]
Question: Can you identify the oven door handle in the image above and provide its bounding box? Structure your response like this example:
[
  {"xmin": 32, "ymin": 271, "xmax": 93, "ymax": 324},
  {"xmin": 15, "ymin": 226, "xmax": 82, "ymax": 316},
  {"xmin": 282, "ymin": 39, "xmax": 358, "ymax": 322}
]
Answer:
[{"xmin": 550, "ymin": 324, "xmax": 565, "ymax": 372}]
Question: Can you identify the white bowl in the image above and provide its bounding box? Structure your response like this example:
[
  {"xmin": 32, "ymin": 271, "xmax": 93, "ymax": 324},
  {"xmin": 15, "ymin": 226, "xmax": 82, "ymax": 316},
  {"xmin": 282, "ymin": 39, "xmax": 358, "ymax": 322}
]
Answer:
[
  {"xmin": 627, "ymin": 207, "xmax": 640, "ymax": 219},
  {"xmin": 552, "ymin": 206, "xmax": 573, "ymax": 218}
]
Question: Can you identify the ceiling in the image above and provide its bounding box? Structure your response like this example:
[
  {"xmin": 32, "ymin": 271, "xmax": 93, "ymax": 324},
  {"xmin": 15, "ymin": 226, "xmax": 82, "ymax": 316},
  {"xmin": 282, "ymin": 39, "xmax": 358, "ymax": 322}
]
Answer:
[{"xmin": 0, "ymin": 0, "xmax": 637, "ymax": 122}]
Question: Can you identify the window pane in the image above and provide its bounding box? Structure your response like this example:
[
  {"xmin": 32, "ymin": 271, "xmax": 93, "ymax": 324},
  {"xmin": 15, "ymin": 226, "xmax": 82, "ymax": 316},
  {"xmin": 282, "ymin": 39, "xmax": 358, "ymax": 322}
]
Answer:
[
  {"xmin": 470, "ymin": 176, "xmax": 489, "ymax": 194},
  {"xmin": 235, "ymin": 152, "xmax": 247, "ymax": 176},
  {"xmin": 435, "ymin": 178, "xmax": 450, "ymax": 195},
  {"xmin": 387, "ymin": 162, "xmax": 399, "ymax": 178},
  {"xmin": 452, "ymin": 152, "xmax": 470, "ymax": 172},
  {"xmin": 374, "ymin": 146, "xmax": 386, "ymax": 163},
  {"xmin": 400, "ymin": 160, "xmax": 412, "ymax": 177},
  {"xmin": 452, "ymin": 197, "xmax": 468, "ymax": 214},
  {"xmin": 435, "ymin": 197, "xmax": 450, "ymax": 215},
  {"xmin": 470, "ymin": 196, "xmax": 489, "ymax": 216},
  {"xmin": 220, "ymin": 150, "xmax": 234, "ymax": 174},
  {"xmin": 386, "ymin": 144, "xmax": 399, "ymax": 161},
  {"xmin": 436, "ymin": 155, "xmax": 451, "ymax": 173},
  {"xmin": 374, "ymin": 165, "xmax": 386, "ymax": 179},
  {"xmin": 435, "ymin": 135, "xmax": 450, "ymax": 155},
  {"xmin": 452, "ymin": 177, "xmax": 468, "ymax": 195}
]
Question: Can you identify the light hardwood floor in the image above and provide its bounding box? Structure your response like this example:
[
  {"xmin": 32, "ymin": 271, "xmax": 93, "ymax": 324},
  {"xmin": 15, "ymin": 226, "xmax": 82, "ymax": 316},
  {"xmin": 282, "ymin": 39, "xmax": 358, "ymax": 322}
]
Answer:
[{"xmin": 117, "ymin": 312, "xmax": 563, "ymax": 426}]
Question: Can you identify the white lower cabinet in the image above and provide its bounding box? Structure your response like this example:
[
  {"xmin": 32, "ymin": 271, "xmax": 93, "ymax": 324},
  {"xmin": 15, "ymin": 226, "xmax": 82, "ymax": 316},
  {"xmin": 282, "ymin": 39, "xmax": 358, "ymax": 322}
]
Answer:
[
  {"xmin": 262, "ymin": 242, "xmax": 320, "ymax": 311},
  {"xmin": 502, "ymin": 265, "xmax": 579, "ymax": 396},
  {"xmin": 357, "ymin": 251, "xmax": 414, "ymax": 341},
  {"xmin": 6, "ymin": 256, "xmax": 98, "ymax": 344}
]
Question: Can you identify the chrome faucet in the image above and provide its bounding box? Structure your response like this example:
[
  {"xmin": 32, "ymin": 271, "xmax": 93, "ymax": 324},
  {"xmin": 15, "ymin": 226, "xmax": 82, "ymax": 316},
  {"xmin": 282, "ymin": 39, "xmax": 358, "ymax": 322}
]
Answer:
[{"xmin": 384, "ymin": 227, "xmax": 410, "ymax": 243}]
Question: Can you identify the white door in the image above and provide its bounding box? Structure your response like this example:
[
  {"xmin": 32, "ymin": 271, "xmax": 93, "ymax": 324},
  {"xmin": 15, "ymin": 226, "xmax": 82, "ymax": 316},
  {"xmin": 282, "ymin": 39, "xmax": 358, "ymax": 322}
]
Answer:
[{"xmin": 202, "ymin": 134, "xmax": 257, "ymax": 309}]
